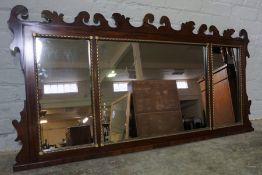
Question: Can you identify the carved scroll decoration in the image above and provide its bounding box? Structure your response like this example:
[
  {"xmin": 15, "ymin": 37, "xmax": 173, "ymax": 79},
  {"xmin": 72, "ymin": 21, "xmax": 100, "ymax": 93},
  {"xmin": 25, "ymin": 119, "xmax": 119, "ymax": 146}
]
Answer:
[
  {"xmin": 8, "ymin": 5, "xmax": 28, "ymax": 72},
  {"xmin": 39, "ymin": 6, "xmax": 249, "ymax": 50},
  {"xmin": 8, "ymin": 5, "xmax": 30, "ymax": 164}
]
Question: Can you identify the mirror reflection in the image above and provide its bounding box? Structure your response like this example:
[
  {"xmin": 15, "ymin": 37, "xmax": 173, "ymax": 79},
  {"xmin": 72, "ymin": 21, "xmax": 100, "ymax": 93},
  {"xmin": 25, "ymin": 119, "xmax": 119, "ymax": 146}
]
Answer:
[
  {"xmin": 98, "ymin": 41, "xmax": 209, "ymax": 144},
  {"xmin": 35, "ymin": 37, "xmax": 95, "ymax": 152},
  {"xmin": 212, "ymin": 46, "xmax": 241, "ymax": 128}
]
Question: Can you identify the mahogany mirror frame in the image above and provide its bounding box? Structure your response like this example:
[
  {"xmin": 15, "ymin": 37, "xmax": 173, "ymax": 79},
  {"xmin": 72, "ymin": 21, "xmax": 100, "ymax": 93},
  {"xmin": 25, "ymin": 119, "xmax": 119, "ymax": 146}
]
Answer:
[{"xmin": 8, "ymin": 5, "xmax": 254, "ymax": 171}]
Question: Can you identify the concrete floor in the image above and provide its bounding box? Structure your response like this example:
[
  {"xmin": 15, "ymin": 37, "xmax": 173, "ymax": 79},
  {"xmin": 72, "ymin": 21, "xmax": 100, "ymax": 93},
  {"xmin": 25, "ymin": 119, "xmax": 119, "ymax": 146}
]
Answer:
[{"xmin": 1, "ymin": 120, "xmax": 261, "ymax": 175}]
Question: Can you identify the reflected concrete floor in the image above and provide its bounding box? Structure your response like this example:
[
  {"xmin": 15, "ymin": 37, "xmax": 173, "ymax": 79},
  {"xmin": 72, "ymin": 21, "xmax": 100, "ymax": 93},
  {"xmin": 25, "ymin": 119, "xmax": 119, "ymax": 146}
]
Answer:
[{"xmin": 1, "ymin": 120, "xmax": 262, "ymax": 175}]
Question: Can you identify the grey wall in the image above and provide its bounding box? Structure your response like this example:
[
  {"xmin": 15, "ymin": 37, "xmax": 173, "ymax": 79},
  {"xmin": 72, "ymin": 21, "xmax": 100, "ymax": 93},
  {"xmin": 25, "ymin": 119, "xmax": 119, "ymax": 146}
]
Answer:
[{"xmin": 0, "ymin": 0, "xmax": 262, "ymax": 151}]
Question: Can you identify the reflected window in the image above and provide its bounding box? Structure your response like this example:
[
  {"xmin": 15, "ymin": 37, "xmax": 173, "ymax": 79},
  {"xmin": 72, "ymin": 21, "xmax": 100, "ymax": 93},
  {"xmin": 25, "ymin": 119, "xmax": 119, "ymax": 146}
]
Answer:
[
  {"xmin": 176, "ymin": 80, "xmax": 188, "ymax": 89},
  {"xmin": 43, "ymin": 83, "xmax": 78, "ymax": 94},
  {"xmin": 113, "ymin": 82, "xmax": 128, "ymax": 92}
]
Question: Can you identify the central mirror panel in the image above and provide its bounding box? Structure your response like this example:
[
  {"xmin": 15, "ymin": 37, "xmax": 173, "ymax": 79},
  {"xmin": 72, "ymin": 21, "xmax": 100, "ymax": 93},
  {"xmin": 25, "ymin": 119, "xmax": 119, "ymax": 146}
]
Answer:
[
  {"xmin": 98, "ymin": 40, "xmax": 210, "ymax": 144},
  {"xmin": 35, "ymin": 37, "xmax": 95, "ymax": 153}
]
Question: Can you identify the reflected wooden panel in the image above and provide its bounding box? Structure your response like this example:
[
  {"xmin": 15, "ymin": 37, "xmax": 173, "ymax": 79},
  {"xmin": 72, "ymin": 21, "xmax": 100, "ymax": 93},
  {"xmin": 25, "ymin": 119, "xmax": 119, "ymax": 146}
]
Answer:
[
  {"xmin": 130, "ymin": 80, "xmax": 181, "ymax": 113},
  {"xmin": 98, "ymin": 40, "xmax": 209, "ymax": 144},
  {"xmin": 129, "ymin": 80, "xmax": 184, "ymax": 137},
  {"xmin": 212, "ymin": 47, "xmax": 240, "ymax": 128},
  {"xmin": 213, "ymin": 65, "xmax": 236, "ymax": 127},
  {"xmin": 66, "ymin": 125, "xmax": 92, "ymax": 146},
  {"xmin": 35, "ymin": 37, "xmax": 95, "ymax": 152}
]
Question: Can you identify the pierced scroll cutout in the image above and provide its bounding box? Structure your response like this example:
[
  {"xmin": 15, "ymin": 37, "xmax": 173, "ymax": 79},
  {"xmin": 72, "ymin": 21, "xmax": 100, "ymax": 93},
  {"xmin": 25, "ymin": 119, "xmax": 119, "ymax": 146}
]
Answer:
[
  {"xmin": 12, "ymin": 101, "xmax": 29, "ymax": 164},
  {"xmin": 42, "ymin": 10, "xmax": 64, "ymax": 24},
  {"xmin": 8, "ymin": 5, "xmax": 29, "ymax": 73},
  {"xmin": 159, "ymin": 16, "xmax": 173, "ymax": 32},
  {"xmin": 223, "ymin": 29, "xmax": 235, "ymax": 39},
  {"xmin": 239, "ymin": 29, "xmax": 250, "ymax": 58},
  {"xmin": 74, "ymin": 11, "xmax": 90, "ymax": 25},
  {"xmin": 209, "ymin": 25, "xmax": 220, "ymax": 37},
  {"xmin": 94, "ymin": 13, "xmax": 109, "ymax": 27},
  {"xmin": 198, "ymin": 24, "xmax": 208, "ymax": 36},
  {"xmin": 112, "ymin": 13, "xmax": 132, "ymax": 29},
  {"xmin": 7, "ymin": 5, "xmax": 248, "ymax": 45},
  {"xmin": 142, "ymin": 13, "xmax": 157, "ymax": 30},
  {"xmin": 8, "ymin": 6, "xmax": 30, "ymax": 164}
]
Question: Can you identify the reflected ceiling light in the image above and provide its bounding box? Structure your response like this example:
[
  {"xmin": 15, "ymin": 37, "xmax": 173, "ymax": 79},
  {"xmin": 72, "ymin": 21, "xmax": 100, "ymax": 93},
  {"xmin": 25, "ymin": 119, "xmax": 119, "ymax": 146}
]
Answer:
[
  {"xmin": 107, "ymin": 70, "xmax": 117, "ymax": 78},
  {"xmin": 82, "ymin": 117, "xmax": 89, "ymax": 124},
  {"xmin": 40, "ymin": 119, "xmax": 48, "ymax": 124},
  {"xmin": 73, "ymin": 116, "xmax": 81, "ymax": 119}
]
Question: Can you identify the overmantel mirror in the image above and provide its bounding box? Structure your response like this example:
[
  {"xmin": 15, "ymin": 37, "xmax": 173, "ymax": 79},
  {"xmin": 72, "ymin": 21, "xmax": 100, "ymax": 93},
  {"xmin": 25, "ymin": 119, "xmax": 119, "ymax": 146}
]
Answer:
[{"xmin": 8, "ymin": 5, "xmax": 253, "ymax": 171}]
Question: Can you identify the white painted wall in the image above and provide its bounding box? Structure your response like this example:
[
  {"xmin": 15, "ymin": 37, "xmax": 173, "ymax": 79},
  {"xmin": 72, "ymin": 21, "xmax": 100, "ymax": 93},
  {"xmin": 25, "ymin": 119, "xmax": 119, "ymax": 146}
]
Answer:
[{"xmin": 0, "ymin": 0, "xmax": 261, "ymax": 151}]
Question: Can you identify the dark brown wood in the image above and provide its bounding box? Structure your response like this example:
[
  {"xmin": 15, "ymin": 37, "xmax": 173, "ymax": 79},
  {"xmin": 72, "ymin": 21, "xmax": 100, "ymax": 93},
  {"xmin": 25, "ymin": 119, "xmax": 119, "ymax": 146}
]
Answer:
[
  {"xmin": 7, "ymin": 5, "xmax": 253, "ymax": 171},
  {"xmin": 13, "ymin": 124, "xmax": 253, "ymax": 171},
  {"xmin": 66, "ymin": 125, "xmax": 92, "ymax": 146},
  {"xmin": 135, "ymin": 111, "xmax": 184, "ymax": 137},
  {"xmin": 129, "ymin": 80, "xmax": 181, "ymax": 113},
  {"xmin": 128, "ymin": 80, "xmax": 184, "ymax": 137},
  {"xmin": 12, "ymin": 101, "xmax": 30, "ymax": 163},
  {"xmin": 199, "ymin": 65, "xmax": 237, "ymax": 127}
]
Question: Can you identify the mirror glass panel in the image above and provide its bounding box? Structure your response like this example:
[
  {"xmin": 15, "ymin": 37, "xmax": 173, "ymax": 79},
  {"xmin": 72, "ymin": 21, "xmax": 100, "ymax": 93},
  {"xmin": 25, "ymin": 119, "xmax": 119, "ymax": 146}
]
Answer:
[
  {"xmin": 35, "ymin": 37, "xmax": 95, "ymax": 153},
  {"xmin": 98, "ymin": 40, "xmax": 209, "ymax": 144},
  {"xmin": 212, "ymin": 46, "xmax": 241, "ymax": 128}
]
